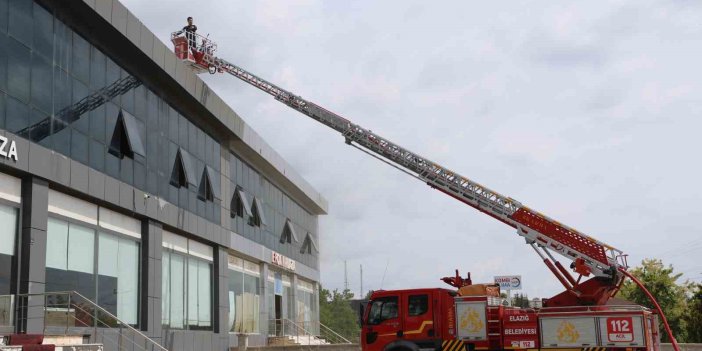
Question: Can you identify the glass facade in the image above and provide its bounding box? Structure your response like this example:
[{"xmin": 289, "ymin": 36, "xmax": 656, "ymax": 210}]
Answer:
[
  {"xmin": 45, "ymin": 217, "xmax": 140, "ymax": 326},
  {"xmin": 230, "ymin": 155, "xmax": 319, "ymax": 268},
  {"xmin": 0, "ymin": 1, "xmax": 221, "ymax": 223},
  {"xmin": 1, "ymin": 0, "xmax": 321, "ymax": 270},
  {"xmin": 228, "ymin": 256, "xmax": 260, "ymax": 333},
  {"xmin": 296, "ymin": 280, "xmax": 317, "ymax": 325},
  {"xmin": 161, "ymin": 233, "xmax": 213, "ymax": 331},
  {"xmin": 0, "ymin": 204, "xmax": 18, "ymax": 327}
]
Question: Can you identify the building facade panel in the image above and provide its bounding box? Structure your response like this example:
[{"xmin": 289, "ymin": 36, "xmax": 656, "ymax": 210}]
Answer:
[{"xmin": 0, "ymin": 0, "xmax": 326, "ymax": 350}]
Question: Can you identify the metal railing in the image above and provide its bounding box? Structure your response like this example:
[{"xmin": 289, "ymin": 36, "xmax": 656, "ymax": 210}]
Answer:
[
  {"xmin": 3, "ymin": 291, "xmax": 168, "ymax": 351},
  {"xmin": 268, "ymin": 319, "xmax": 355, "ymax": 345}
]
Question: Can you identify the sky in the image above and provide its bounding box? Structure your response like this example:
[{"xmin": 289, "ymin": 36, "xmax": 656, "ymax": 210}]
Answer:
[{"xmin": 121, "ymin": 0, "xmax": 702, "ymax": 299}]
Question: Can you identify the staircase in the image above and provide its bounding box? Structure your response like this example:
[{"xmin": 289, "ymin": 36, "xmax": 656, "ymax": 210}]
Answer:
[
  {"xmin": 1, "ymin": 291, "xmax": 168, "ymax": 351},
  {"xmin": 267, "ymin": 319, "xmax": 353, "ymax": 346}
]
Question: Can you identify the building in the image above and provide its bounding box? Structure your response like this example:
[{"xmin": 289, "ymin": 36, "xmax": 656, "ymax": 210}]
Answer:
[{"xmin": 0, "ymin": 0, "xmax": 328, "ymax": 350}]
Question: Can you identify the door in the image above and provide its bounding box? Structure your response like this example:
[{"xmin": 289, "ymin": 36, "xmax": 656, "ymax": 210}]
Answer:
[
  {"xmin": 275, "ymin": 295, "xmax": 283, "ymax": 336},
  {"xmin": 403, "ymin": 292, "xmax": 434, "ymax": 340},
  {"xmin": 363, "ymin": 295, "xmax": 402, "ymax": 351}
]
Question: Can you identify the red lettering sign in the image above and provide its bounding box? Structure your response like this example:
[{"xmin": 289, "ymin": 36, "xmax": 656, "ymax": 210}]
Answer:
[{"xmin": 606, "ymin": 317, "xmax": 634, "ymax": 342}]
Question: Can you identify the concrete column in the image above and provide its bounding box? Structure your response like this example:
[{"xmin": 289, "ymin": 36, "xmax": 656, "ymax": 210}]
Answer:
[
  {"xmin": 18, "ymin": 176, "xmax": 49, "ymax": 334},
  {"xmin": 140, "ymin": 220, "xmax": 163, "ymax": 342},
  {"xmin": 259, "ymin": 263, "xmax": 269, "ymax": 336},
  {"xmin": 215, "ymin": 246, "xmax": 229, "ymax": 334}
]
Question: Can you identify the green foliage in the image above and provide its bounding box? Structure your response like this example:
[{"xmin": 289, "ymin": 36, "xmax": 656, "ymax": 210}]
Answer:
[
  {"xmin": 618, "ymin": 259, "xmax": 690, "ymax": 342},
  {"xmin": 319, "ymin": 287, "xmax": 360, "ymax": 341},
  {"xmin": 684, "ymin": 283, "xmax": 702, "ymax": 342},
  {"xmin": 512, "ymin": 293, "xmax": 530, "ymax": 308}
]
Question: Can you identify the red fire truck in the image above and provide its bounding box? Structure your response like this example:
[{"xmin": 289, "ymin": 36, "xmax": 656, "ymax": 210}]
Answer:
[
  {"xmin": 171, "ymin": 29, "xmax": 678, "ymax": 351},
  {"xmin": 360, "ymin": 286, "xmax": 659, "ymax": 351}
]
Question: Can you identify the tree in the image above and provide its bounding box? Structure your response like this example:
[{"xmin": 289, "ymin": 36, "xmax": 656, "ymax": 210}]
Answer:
[
  {"xmin": 319, "ymin": 287, "xmax": 360, "ymax": 341},
  {"xmin": 512, "ymin": 293, "xmax": 530, "ymax": 308},
  {"xmin": 618, "ymin": 259, "xmax": 689, "ymax": 342},
  {"xmin": 684, "ymin": 283, "xmax": 702, "ymax": 342}
]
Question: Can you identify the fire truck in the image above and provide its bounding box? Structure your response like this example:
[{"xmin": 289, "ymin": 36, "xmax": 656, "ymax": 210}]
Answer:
[{"xmin": 171, "ymin": 30, "xmax": 679, "ymax": 351}]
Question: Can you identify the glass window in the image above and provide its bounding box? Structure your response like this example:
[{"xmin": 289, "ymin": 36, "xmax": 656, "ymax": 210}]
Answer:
[
  {"xmin": 168, "ymin": 252, "xmax": 185, "ymax": 329},
  {"xmin": 46, "ymin": 218, "xmax": 69, "ymax": 270},
  {"xmin": 0, "ymin": 204, "xmax": 18, "ymax": 256},
  {"xmin": 8, "ymin": 0, "xmax": 32, "ymax": 46},
  {"xmin": 71, "ymin": 129, "xmax": 89, "ymax": 164},
  {"xmin": 228, "ymin": 259, "xmax": 260, "ymax": 334},
  {"xmin": 7, "ymin": 37, "xmax": 30, "ymax": 103},
  {"xmin": 0, "ymin": 0, "xmax": 7, "ymax": 34},
  {"xmin": 0, "ymin": 204, "xmax": 17, "ymax": 327},
  {"xmin": 67, "ymin": 223, "xmax": 94, "ymax": 274},
  {"xmin": 32, "ymin": 2, "xmax": 53, "ymax": 60},
  {"xmin": 161, "ymin": 253, "xmax": 170, "ymax": 326},
  {"xmin": 98, "ymin": 233, "xmax": 139, "ymax": 325},
  {"xmin": 46, "ymin": 216, "xmax": 140, "ymax": 327},
  {"xmin": 71, "ymin": 32, "xmax": 90, "ymax": 84},
  {"xmin": 89, "ymin": 46, "xmax": 106, "ymax": 90},
  {"xmin": 46, "ymin": 219, "xmax": 95, "ymax": 300},
  {"xmin": 0, "ymin": 35, "xmax": 8, "ymax": 94},
  {"xmin": 408, "ymin": 295, "xmax": 428, "ymax": 316},
  {"xmin": 367, "ymin": 296, "xmax": 398, "ymax": 325},
  {"xmin": 31, "ymin": 54, "xmax": 52, "ymax": 114},
  {"xmin": 187, "ymin": 258, "xmax": 212, "ymax": 330}
]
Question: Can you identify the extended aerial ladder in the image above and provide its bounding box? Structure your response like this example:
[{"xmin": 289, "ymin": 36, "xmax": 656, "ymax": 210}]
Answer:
[{"xmin": 171, "ymin": 31, "xmax": 679, "ymax": 348}]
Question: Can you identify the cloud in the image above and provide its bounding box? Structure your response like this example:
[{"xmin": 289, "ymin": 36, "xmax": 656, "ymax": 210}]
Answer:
[{"xmin": 122, "ymin": 0, "xmax": 702, "ymax": 296}]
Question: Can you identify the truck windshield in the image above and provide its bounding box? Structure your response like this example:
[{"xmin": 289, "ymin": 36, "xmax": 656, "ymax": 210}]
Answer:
[{"xmin": 367, "ymin": 296, "xmax": 398, "ymax": 325}]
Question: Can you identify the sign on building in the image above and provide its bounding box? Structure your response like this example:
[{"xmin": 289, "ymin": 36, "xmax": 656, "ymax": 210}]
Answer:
[
  {"xmin": 271, "ymin": 251, "xmax": 296, "ymax": 271},
  {"xmin": 494, "ymin": 275, "xmax": 522, "ymax": 290},
  {"xmin": 598, "ymin": 315, "xmax": 646, "ymax": 347},
  {"xmin": 0, "ymin": 136, "xmax": 18, "ymax": 162}
]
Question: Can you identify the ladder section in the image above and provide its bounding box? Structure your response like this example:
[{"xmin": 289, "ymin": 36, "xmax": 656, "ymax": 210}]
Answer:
[
  {"xmin": 486, "ymin": 306, "xmax": 502, "ymax": 351},
  {"xmin": 203, "ymin": 48, "xmax": 625, "ymax": 278}
]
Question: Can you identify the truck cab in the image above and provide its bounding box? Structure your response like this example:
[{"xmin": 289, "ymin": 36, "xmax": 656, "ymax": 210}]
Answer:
[{"xmin": 362, "ymin": 288, "xmax": 456, "ymax": 351}]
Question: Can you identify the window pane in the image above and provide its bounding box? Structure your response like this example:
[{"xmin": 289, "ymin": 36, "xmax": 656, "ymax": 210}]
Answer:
[
  {"xmin": 408, "ymin": 295, "xmax": 428, "ymax": 316},
  {"xmin": 71, "ymin": 32, "xmax": 90, "ymax": 84},
  {"xmin": 0, "ymin": 34, "xmax": 8, "ymax": 94},
  {"xmin": 8, "ymin": 0, "xmax": 32, "ymax": 46},
  {"xmin": 31, "ymin": 54, "xmax": 52, "ymax": 114},
  {"xmin": 197, "ymin": 261, "xmax": 211, "ymax": 328},
  {"xmin": 32, "ymin": 2, "xmax": 52, "ymax": 60},
  {"xmin": 98, "ymin": 233, "xmax": 118, "ymax": 318},
  {"xmin": 187, "ymin": 258, "xmax": 198, "ymax": 327},
  {"xmin": 67, "ymin": 223, "xmax": 94, "ymax": 274},
  {"xmin": 161, "ymin": 251, "xmax": 170, "ymax": 326},
  {"xmin": 117, "ymin": 239, "xmax": 139, "ymax": 325},
  {"xmin": 6, "ymin": 36, "xmax": 30, "ymax": 103},
  {"xmin": 229, "ymin": 269, "xmax": 243, "ymax": 332},
  {"xmin": 0, "ymin": 205, "xmax": 17, "ymax": 256},
  {"xmin": 5, "ymin": 94, "xmax": 29, "ymax": 134},
  {"xmin": 243, "ymin": 273, "xmax": 259, "ymax": 333},
  {"xmin": 169, "ymin": 253, "xmax": 185, "ymax": 328},
  {"xmin": 46, "ymin": 218, "xmax": 68, "ymax": 270},
  {"xmin": 0, "ymin": 204, "xmax": 17, "ymax": 307}
]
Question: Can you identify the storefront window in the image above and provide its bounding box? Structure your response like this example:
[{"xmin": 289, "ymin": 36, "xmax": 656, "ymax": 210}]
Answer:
[
  {"xmin": 297, "ymin": 280, "xmax": 316, "ymax": 327},
  {"xmin": 0, "ymin": 204, "xmax": 19, "ymax": 327},
  {"xmin": 228, "ymin": 256, "xmax": 260, "ymax": 333},
  {"xmin": 161, "ymin": 232, "xmax": 213, "ymax": 330},
  {"xmin": 45, "ymin": 217, "xmax": 140, "ymax": 326}
]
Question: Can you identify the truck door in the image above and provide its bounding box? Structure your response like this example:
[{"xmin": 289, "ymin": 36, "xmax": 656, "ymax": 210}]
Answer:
[
  {"xmin": 363, "ymin": 295, "xmax": 402, "ymax": 351},
  {"xmin": 403, "ymin": 292, "xmax": 434, "ymax": 340}
]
